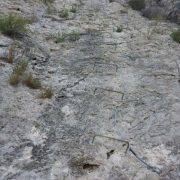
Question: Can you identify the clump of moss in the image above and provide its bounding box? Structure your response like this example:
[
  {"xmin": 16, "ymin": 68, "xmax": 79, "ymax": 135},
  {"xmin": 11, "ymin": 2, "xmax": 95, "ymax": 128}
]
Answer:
[
  {"xmin": 23, "ymin": 74, "xmax": 41, "ymax": 89},
  {"xmin": 0, "ymin": 13, "xmax": 29, "ymax": 38},
  {"xmin": 171, "ymin": 29, "xmax": 180, "ymax": 43},
  {"xmin": 129, "ymin": 0, "xmax": 145, "ymax": 11}
]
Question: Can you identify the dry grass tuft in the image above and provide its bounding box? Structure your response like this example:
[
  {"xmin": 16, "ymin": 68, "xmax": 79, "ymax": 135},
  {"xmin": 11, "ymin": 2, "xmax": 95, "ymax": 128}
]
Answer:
[
  {"xmin": 8, "ymin": 59, "xmax": 28, "ymax": 86},
  {"xmin": 23, "ymin": 74, "xmax": 41, "ymax": 89},
  {"xmin": 9, "ymin": 73, "xmax": 20, "ymax": 86},
  {"xmin": 39, "ymin": 87, "xmax": 53, "ymax": 99}
]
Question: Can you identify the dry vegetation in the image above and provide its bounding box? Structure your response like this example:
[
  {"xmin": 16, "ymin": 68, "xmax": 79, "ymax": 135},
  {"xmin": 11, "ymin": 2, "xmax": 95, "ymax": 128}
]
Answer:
[
  {"xmin": 39, "ymin": 87, "xmax": 54, "ymax": 99},
  {"xmin": 23, "ymin": 74, "xmax": 41, "ymax": 89}
]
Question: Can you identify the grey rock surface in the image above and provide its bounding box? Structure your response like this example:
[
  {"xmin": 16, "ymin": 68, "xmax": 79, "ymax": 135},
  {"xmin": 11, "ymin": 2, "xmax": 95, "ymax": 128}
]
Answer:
[
  {"xmin": 0, "ymin": 0, "xmax": 180, "ymax": 179},
  {"xmin": 142, "ymin": 0, "xmax": 180, "ymax": 24}
]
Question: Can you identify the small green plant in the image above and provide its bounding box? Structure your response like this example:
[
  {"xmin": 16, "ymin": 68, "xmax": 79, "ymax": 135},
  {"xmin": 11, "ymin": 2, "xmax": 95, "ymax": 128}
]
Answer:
[
  {"xmin": 0, "ymin": 13, "xmax": 29, "ymax": 38},
  {"xmin": 55, "ymin": 31, "xmax": 80, "ymax": 43},
  {"xmin": 55, "ymin": 33, "xmax": 66, "ymax": 43},
  {"xmin": 171, "ymin": 29, "xmax": 180, "ymax": 43},
  {"xmin": 70, "ymin": 5, "xmax": 77, "ymax": 13},
  {"xmin": 41, "ymin": 0, "xmax": 54, "ymax": 5},
  {"xmin": 129, "ymin": 0, "xmax": 145, "ymax": 11},
  {"xmin": 116, "ymin": 25, "xmax": 123, "ymax": 33},
  {"xmin": 68, "ymin": 31, "xmax": 80, "ymax": 41},
  {"xmin": 23, "ymin": 74, "xmax": 41, "ymax": 89},
  {"xmin": 59, "ymin": 9, "xmax": 69, "ymax": 19},
  {"xmin": 14, "ymin": 59, "xmax": 28, "ymax": 76},
  {"xmin": 39, "ymin": 87, "xmax": 53, "ymax": 99}
]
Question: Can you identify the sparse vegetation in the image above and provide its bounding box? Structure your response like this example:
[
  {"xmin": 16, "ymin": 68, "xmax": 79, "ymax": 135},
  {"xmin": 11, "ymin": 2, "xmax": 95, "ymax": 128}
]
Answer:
[
  {"xmin": 9, "ymin": 73, "xmax": 20, "ymax": 86},
  {"xmin": 14, "ymin": 59, "xmax": 28, "ymax": 76},
  {"xmin": 8, "ymin": 59, "xmax": 28, "ymax": 86},
  {"xmin": 55, "ymin": 30, "xmax": 80, "ymax": 43},
  {"xmin": 70, "ymin": 5, "xmax": 77, "ymax": 13},
  {"xmin": 116, "ymin": 25, "xmax": 123, "ymax": 33},
  {"xmin": 129, "ymin": 0, "xmax": 145, "ymax": 11},
  {"xmin": 55, "ymin": 33, "xmax": 66, "ymax": 43},
  {"xmin": 6, "ymin": 44, "xmax": 15, "ymax": 64},
  {"xmin": 39, "ymin": 87, "xmax": 53, "ymax": 99},
  {"xmin": 41, "ymin": 0, "xmax": 54, "ymax": 5},
  {"xmin": 68, "ymin": 31, "xmax": 80, "ymax": 41},
  {"xmin": 59, "ymin": 9, "xmax": 69, "ymax": 19},
  {"xmin": 23, "ymin": 74, "xmax": 41, "ymax": 89},
  {"xmin": 171, "ymin": 29, "xmax": 180, "ymax": 43},
  {"xmin": 0, "ymin": 13, "xmax": 29, "ymax": 38}
]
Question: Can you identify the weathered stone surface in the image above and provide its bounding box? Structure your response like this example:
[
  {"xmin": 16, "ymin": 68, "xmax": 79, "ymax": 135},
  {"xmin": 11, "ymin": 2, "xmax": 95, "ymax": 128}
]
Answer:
[
  {"xmin": 0, "ymin": 0, "xmax": 180, "ymax": 180},
  {"xmin": 142, "ymin": 0, "xmax": 180, "ymax": 24}
]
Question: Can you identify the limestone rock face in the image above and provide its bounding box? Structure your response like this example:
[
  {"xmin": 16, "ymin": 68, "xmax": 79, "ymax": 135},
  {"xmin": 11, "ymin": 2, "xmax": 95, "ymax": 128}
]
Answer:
[{"xmin": 0, "ymin": 0, "xmax": 180, "ymax": 180}]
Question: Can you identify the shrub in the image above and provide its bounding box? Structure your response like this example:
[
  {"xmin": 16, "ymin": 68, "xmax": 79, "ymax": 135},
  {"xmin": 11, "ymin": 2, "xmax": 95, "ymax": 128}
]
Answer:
[
  {"xmin": 0, "ymin": 13, "xmax": 29, "ymax": 38},
  {"xmin": 171, "ymin": 29, "xmax": 180, "ymax": 43},
  {"xmin": 23, "ymin": 74, "xmax": 41, "ymax": 89},
  {"xmin": 59, "ymin": 9, "xmax": 69, "ymax": 19},
  {"xmin": 129, "ymin": 0, "xmax": 145, "ymax": 11},
  {"xmin": 39, "ymin": 87, "xmax": 53, "ymax": 99}
]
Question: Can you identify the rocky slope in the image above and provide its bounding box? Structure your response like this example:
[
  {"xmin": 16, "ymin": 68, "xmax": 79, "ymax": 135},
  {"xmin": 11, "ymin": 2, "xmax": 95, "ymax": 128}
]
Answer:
[{"xmin": 0, "ymin": 0, "xmax": 180, "ymax": 179}]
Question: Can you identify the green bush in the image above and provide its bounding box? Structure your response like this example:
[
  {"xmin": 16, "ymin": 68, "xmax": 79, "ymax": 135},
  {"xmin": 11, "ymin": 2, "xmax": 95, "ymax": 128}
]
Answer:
[
  {"xmin": 129, "ymin": 0, "xmax": 145, "ymax": 11},
  {"xmin": 171, "ymin": 29, "xmax": 180, "ymax": 43},
  {"xmin": 0, "ymin": 13, "xmax": 29, "ymax": 38}
]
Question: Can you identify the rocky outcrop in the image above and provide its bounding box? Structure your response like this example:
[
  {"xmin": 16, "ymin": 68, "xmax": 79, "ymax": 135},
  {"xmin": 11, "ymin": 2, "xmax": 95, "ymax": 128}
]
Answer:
[
  {"xmin": 0, "ymin": 0, "xmax": 180, "ymax": 180},
  {"xmin": 134, "ymin": 0, "xmax": 180, "ymax": 24}
]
